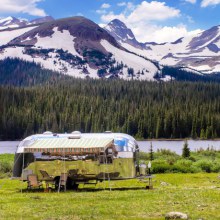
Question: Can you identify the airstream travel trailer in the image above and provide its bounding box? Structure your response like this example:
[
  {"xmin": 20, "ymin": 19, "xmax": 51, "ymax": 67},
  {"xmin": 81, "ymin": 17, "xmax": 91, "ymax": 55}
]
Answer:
[{"xmin": 13, "ymin": 132, "xmax": 148, "ymax": 190}]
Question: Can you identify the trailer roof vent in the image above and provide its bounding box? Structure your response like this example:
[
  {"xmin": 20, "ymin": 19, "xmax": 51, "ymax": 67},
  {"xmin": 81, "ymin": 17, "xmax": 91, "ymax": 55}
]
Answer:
[
  {"xmin": 43, "ymin": 131, "xmax": 53, "ymax": 135},
  {"xmin": 69, "ymin": 131, "xmax": 81, "ymax": 139},
  {"xmin": 71, "ymin": 131, "xmax": 81, "ymax": 134}
]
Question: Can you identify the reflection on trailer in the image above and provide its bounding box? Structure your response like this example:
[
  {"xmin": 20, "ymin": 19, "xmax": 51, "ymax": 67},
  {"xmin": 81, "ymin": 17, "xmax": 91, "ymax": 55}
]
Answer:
[{"xmin": 13, "ymin": 132, "xmax": 148, "ymax": 190}]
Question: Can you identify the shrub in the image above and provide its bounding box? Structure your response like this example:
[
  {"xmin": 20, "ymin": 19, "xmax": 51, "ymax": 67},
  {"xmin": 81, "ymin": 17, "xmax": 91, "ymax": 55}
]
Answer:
[
  {"xmin": 0, "ymin": 154, "xmax": 14, "ymax": 177},
  {"xmin": 212, "ymin": 159, "xmax": 220, "ymax": 172},
  {"xmin": 0, "ymin": 161, "xmax": 13, "ymax": 173},
  {"xmin": 152, "ymin": 160, "xmax": 171, "ymax": 173},
  {"xmin": 194, "ymin": 160, "xmax": 213, "ymax": 173},
  {"xmin": 172, "ymin": 159, "xmax": 193, "ymax": 173}
]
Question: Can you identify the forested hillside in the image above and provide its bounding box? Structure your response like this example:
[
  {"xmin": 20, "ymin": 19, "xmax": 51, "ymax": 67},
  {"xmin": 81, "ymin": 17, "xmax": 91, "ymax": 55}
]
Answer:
[
  {"xmin": 1, "ymin": 79, "xmax": 220, "ymax": 140},
  {"xmin": 0, "ymin": 58, "xmax": 68, "ymax": 86}
]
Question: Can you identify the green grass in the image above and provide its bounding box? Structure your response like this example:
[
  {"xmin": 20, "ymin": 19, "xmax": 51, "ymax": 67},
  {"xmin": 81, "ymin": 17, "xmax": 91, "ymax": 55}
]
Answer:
[
  {"xmin": 0, "ymin": 173, "xmax": 220, "ymax": 220},
  {"xmin": 0, "ymin": 154, "xmax": 14, "ymax": 178}
]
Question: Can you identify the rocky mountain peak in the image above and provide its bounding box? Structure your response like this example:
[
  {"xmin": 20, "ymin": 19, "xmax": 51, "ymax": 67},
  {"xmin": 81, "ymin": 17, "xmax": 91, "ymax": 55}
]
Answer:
[
  {"xmin": 188, "ymin": 25, "xmax": 220, "ymax": 52},
  {"xmin": 0, "ymin": 16, "xmax": 28, "ymax": 30},
  {"xmin": 109, "ymin": 19, "xmax": 130, "ymax": 30},
  {"xmin": 8, "ymin": 16, "xmax": 121, "ymax": 54},
  {"xmin": 105, "ymin": 19, "xmax": 146, "ymax": 49}
]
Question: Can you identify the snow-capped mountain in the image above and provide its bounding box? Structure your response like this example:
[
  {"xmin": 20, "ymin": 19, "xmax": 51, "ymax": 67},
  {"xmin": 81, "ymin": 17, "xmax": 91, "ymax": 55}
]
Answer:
[
  {"xmin": 0, "ymin": 16, "xmax": 159, "ymax": 80},
  {"xmin": 106, "ymin": 19, "xmax": 220, "ymax": 74},
  {"xmin": 0, "ymin": 16, "xmax": 29, "ymax": 30},
  {"xmin": 104, "ymin": 19, "xmax": 146, "ymax": 49},
  {"xmin": 1, "ymin": 15, "xmax": 219, "ymax": 81},
  {"xmin": 0, "ymin": 16, "xmax": 55, "ymax": 31},
  {"xmin": 142, "ymin": 25, "xmax": 220, "ymax": 73}
]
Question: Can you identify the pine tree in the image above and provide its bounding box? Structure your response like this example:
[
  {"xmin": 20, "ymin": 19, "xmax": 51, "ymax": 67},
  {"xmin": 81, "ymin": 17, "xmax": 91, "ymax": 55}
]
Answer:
[{"xmin": 182, "ymin": 140, "xmax": 190, "ymax": 158}]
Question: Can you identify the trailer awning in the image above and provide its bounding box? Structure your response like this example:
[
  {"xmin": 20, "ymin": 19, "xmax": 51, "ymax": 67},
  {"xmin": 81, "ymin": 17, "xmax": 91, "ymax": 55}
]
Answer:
[{"xmin": 23, "ymin": 138, "xmax": 114, "ymax": 154}]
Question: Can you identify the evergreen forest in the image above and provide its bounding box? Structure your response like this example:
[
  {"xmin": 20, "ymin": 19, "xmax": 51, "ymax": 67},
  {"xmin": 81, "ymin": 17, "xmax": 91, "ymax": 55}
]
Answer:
[
  {"xmin": 1, "ymin": 58, "xmax": 220, "ymax": 140},
  {"xmin": 1, "ymin": 78, "xmax": 220, "ymax": 140}
]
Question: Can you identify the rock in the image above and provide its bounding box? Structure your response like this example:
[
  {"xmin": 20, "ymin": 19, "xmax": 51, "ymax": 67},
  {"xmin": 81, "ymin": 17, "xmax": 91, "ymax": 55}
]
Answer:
[
  {"xmin": 165, "ymin": 212, "xmax": 188, "ymax": 219},
  {"xmin": 161, "ymin": 181, "xmax": 169, "ymax": 186}
]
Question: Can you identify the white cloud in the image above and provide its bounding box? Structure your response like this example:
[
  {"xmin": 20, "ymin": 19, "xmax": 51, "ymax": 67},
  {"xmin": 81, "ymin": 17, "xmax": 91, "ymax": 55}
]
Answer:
[
  {"xmin": 128, "ymin": 1, "xmax": 180, "ymax": 23},
  {"xmin": 117, "ymin": 1, "xmax": 135, "ymax": 10},
  {"xmin": 101, "ymin": 1, "xmax": 186, "ymax": 43},
  {"xmin": 201, "ymin": 0, "xmax": 220, "ymax": 7},
  {"xmin": 101, "ymin": 3, "xmax": 111, "ymax": 9},
  {"xmin": 144, "ymin": 25, "xmax": 201, "ymax": 43},
  {"xmin": 101, "ymin": 1, "xmax": 180, "ymax": 23},
  {"xmin": 185, "ymin": 0, "xmax": 197, "ymax": 4},
  {"xmin": 117, "ymin": 2, "xmax": 126, "ymax": 7},
  {"xmin": 0, "ymin": 0, "xmax": 46, "ymax": 16},
  {"xmin": 96, "ymin": 3, "xmax": 111, "ymax": 14},
  {"xmin": 96, "ymin": 9, "xmax": 107, "ymax": 14}
]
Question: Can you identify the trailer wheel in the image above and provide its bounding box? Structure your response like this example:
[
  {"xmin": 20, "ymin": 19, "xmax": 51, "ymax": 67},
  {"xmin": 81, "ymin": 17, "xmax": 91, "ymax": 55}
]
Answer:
[
  {"xmin": 54, "ymin": 177, "xmax": 60, "ymax": 190},
  {"xmin": 72, "ymin": 182, "xmax": 79, "ymax": 190}
]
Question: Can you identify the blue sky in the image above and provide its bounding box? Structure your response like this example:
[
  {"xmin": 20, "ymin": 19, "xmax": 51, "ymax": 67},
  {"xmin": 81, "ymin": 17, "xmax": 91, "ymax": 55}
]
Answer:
[{"xmin": 0, "ymin": 0, "xmax": 220, "ymax": 43}]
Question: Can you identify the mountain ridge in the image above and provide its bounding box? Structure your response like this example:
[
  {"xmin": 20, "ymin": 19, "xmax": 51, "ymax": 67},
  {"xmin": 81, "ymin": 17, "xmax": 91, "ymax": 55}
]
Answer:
[
  {"xmin": 0, "ymin": 16, "xmax": 159, "ymax": 80},
  {"xmin": 0, "ymin": 16, "xmax": 55, "ymax": 31},
  {"xmin": 0, "ymin": 15, "xmax": 219, "ymax": 82},
  {"xmin": 105, "ymin": 19, "xmax": 220, "ymax": 74}
]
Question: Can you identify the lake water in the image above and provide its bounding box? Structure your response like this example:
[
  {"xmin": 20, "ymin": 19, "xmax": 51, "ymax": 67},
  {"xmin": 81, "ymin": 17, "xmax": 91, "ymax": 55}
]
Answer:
[
  {"xmin": 0, "ymin": 141, "xmax": 20, "ymax": 154},
  {"xmin": 138, "ymin": 140, "xmax": 220, "ymax": 155},
  {"xmin": 0, "ymin": 140, "xmax": 220, "ymax": 155}
]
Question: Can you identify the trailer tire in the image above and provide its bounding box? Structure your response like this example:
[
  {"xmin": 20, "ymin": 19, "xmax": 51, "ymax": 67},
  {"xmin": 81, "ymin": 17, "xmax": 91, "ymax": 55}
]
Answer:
[{"xmin": 72, "ymin": 182, "xmax": 79, "ymax": 190}]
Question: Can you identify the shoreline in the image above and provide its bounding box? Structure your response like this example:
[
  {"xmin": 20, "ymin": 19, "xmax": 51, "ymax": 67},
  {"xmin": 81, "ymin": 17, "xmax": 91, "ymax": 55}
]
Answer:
[{"xmin": 137, "ymin": 138, "xmax": 220, "ymax": 141}]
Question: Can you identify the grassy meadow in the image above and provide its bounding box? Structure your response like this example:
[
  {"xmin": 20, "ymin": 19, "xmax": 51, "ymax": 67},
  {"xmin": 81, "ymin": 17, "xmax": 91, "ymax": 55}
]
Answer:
[
  {"xmin": 0, "ymin": 173, "xmax": 220, "ymax": 220},
  {"xmin": 0, "ymin": 152, "xmax": 220, "ymax": 219}
]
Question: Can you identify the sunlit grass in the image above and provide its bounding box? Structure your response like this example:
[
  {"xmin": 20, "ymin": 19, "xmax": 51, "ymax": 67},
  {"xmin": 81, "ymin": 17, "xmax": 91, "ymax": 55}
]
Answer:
[{"xmin": 0, "ymin": 173, "xmax": 219, "ymax": 220}]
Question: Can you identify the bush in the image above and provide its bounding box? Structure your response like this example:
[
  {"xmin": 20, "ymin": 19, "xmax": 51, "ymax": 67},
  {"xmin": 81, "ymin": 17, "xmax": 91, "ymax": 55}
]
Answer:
[
  {"xmin": 152, "ymin": 160, "xmax": 171, "ymax": 173},
  {"xmin": 0, "ymin": 161, "xmax": 13, "ymax": 173},
  {"xmin": 212, "ymin": 159, "xmax": 220, "ymax": 172},
  {"xmin": 0, "ymin": 154, "xmax": 14, "ymax": 177},
  {"xmin": 172, "ymin": 159, "xmax": 194, "ymax": 173},
  {"xmin": 194, "ymin": 160, "xmax": 213, "ymax": 173},
  {"xmin": 141, "ymin": 149, "xmax": 220, "ymax": 174}
]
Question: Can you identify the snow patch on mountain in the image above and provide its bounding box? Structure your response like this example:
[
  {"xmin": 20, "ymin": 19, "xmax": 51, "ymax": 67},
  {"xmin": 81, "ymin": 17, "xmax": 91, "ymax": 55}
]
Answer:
[
  {"xmin": 101, "ymin": 39, "xmax": 158, "ymax": 80},
  {"xmin": 180, "ymin": 67, "xmax": 203, "ymax": 75},
  {"xmin": 34, "ymin": 27, "xmax": 82, "ymax": 58},
  {"xmin": 0, "ymin": 46, "xmax": 97, "ymax": 79},
  {"xmin": 0, "ymin": 26, "xmax": 37, "ymax": 46},
  {"xmin": 193, "ymin": 65, "xmax": 213, "ymax": 73}
]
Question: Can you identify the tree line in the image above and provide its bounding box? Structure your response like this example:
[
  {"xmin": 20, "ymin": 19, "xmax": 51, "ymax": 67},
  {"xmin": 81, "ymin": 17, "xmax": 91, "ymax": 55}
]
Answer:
[{"xmin": 1, "ymin": 79, "xmax": 220, "ymax": 140}]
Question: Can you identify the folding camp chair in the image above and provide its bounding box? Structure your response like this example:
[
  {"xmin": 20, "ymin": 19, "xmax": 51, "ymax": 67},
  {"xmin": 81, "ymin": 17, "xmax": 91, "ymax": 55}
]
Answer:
[
  {"xmin": 40, "ymin": 170, "xmax": 54, "ymax": 180},
  {"xmin": 40, "ymin": 170, "xmax": 55, "ymax": 190},
  {"xmin": 27, "ymin": 174, "xmax": 43, "ymax": 190}
]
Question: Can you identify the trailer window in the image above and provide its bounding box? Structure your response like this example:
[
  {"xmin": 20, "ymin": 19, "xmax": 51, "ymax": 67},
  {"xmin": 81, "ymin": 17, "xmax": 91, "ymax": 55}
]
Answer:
[
  {"xmin": 99, "ymin": 148, "xmax": 113, "ymax": 164},
  {"xmin": 99, "ymin": 155, "xmax": 113, "ymax": 164}
]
